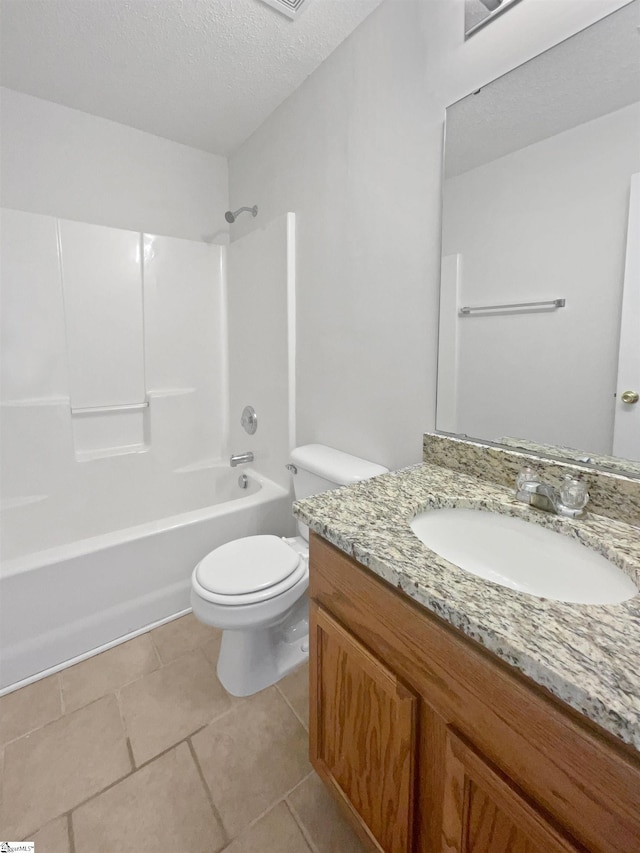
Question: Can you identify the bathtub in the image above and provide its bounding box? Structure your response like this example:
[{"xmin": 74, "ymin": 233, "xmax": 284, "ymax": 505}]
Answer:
[{"xmin": 0, "ymin": 467, "xmax": 294, "ymax": 692}]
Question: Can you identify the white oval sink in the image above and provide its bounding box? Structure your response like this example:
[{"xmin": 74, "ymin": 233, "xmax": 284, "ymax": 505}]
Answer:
[{"xmin": 410, "ymin": 508, "xmax": 637, "ymax": 605}]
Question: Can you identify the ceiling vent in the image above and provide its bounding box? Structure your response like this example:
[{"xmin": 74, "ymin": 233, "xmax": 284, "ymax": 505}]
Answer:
[{"xmin": 258, "ymin": 0, "xmax": 311, "ymax": 21}]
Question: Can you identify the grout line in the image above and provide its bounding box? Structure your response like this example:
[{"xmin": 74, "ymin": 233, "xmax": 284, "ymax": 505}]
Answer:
[
  {"xmin": 1, "ymin": 691, "xmax": 110, "ymax": 752},
  {"xmin": 286, "ymin": 768, "xmax": 315, "ymax": 797},
  {"xmin": 130, "ymin": 727, "xmax": 207, "ymax": 774},
  {"xmin": 235, "ymin": 797, "xmax": 289, "ymax": 839},
  {"xmin": 125, "ymin": 736, "xmax": 136, "ymax": 771},
  {"xmin": 18, "ymin": 762, "xmax": 134, "ymax": 843},
  {"xmin": 59, "ymin": 731, "xmax": 207, "ymax": 835},
  {"xmin": 200, "ymin": 639, "xmax": 223, "ymax": 677},
  {"xmin": 274, "ymin": 682, "xmax": 309, "ymax": 732},
  {"xmin": 66, "ymin": 764, "xmax": 133, "ymax": 812},
  {"xmin": 1, "ymin": 678, "xmax": 67, "ymax": 753},
  {"xmin": 148, "ymin": 639, "xmax": 218, "ymax": 671},
  {"xmin": 286, "ymin": 772, "xmax": 367, "ymax": 853},
  {"xmin": 58, "ymin": 672, "xmax": 67, "ymax": 716},
  {"xmin": 147, "ymin": 623, "xmax": 166, "ymax": 665},
  {"xmin": 67, "ymin": 812, "xmax": 76, "ymax": 853},
  {"xmin": 283, "ymin": 798, "xmax": 316, "ymax": 853},
  {"xmin": 187, "ymin": 737, "xmax": 230, "ymax": 849},
  {"xmin": 36, "ymin": 649, "xmax": 163, "ymax": 721},
  {"xmin": 233, "ymin": 770, "xmax": 316, "ymax": 841},
  {"xmin": 147, "ymin": 628, "xmax": 165, "ymax": 668},
  {"xmin": 63, "ymin": 653, "xmax": 164, "ymax": 717},
  {"xmin": 113, "ymin": 690, "xmax": 135, "ymax": 771}
]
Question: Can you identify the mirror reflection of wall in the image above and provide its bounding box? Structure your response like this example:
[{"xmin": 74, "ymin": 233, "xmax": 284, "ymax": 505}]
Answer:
[{"xmin": 438, "ymin": 0, "xmax": 640, "ymax": 469}]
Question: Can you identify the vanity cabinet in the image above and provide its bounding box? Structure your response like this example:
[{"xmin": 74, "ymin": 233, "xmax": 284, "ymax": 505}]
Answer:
[
  {"xmin": 312, "ymin": 606, "xmax": 418, "ymax": 853},
  {"xmin": 308, "ymin": 533, "xmax": 640, "ymax": 853},
  {"xmin": 440, "ymin": 729, "xmax": 580, "ymax": 853}
]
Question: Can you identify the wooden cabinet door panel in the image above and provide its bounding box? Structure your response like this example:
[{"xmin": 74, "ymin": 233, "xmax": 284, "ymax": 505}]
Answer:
[
  {"xmin": 310, "ymin": 602, "xmax": 418, "ymax": 853},
  {"xmin": 442, "ymin": 728, "xmax": 582, "ymax": 853}
]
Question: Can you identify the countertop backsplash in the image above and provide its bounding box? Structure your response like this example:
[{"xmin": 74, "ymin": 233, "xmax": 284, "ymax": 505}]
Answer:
[{"xmin": 423, "ymin": 432, "xmax": 640, "ymax": 528}]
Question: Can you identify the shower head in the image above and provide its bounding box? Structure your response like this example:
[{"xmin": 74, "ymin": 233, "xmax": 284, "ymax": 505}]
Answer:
[{"xmin": 225, "ymin": 205, "xmax": 258, "ymax": 224}]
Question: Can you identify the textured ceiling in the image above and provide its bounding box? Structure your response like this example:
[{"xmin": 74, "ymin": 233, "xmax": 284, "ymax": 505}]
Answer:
[
  {"xmin": 447, "ymin": 1, "xmax": 640, "ymax": 177},
  {"xmin": 0, "ymin": 0, "xmax": 384, "ymax": 155}
]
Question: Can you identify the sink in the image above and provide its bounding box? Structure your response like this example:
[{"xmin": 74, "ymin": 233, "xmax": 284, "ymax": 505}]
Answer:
[{"xmin": 410, "ymin": 508, "xmax": 637, "ymax": 605}]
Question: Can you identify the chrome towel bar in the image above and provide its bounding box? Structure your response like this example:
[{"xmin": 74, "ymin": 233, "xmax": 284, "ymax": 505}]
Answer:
[{"xmin": 459, "ymin": 298, "xmax": 565, "ymax": 316}]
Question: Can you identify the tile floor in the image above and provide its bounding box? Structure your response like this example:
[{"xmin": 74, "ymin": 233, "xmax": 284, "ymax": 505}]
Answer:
[{"xmin": 0, "ymin": 614, "xmax": 366, "ymax": 852}]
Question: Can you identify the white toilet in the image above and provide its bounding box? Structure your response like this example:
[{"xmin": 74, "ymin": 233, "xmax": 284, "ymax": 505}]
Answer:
[{"xmin": 190, "ymin": 444, "xmax": 388, "ymax": 696}]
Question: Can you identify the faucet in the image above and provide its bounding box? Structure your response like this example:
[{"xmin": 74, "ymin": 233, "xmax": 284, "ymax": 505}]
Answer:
[
  {"xmin": 515, "ymin": 468, "xmax": 589, "ymax": 518},
  {"xmin": 230, "ymin": 451, "xmax": 254, "ymax": 467}
]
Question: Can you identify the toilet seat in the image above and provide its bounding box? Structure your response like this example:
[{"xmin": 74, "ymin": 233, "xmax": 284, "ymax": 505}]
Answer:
[{"xmin": 194, "ymin": 535, "xmax": 308, "ymax": 606}]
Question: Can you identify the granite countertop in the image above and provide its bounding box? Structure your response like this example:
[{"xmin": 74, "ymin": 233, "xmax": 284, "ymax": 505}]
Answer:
[{"xmin": 293, "ymin": 462, "xmax": 640, "ymax": 751}]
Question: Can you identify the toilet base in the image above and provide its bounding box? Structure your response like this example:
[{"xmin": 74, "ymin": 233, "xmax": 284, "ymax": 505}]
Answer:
[{"xmin": 216, "ymin": 596, "xmax": 309, "ymax": 697}]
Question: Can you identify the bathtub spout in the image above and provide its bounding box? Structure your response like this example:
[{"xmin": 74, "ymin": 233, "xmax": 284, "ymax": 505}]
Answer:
[{"xmin": 230, "ymin": 452, "xmax": 254, "ymax": 467}]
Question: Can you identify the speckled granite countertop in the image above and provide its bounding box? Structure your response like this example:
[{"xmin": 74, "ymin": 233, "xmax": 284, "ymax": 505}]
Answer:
[{"xmin": 294, "ymin": 463, "xmax": 640, "ymax": 751}]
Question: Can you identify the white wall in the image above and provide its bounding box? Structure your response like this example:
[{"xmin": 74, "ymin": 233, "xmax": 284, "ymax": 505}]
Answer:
[
  {"xmin": 227, "ymin": 214, "xmax": 295, "ymax": 489},
  {"xmin": 442, "ymin": 103, "xmax": 640, "ymax": 453},
  {"xmin": 0, "ymin": 88, "xmax": 229, "ymax": 241},
  {"xmin": 229, "ymin": 1, "xmax": 434, "ymax": 471},
  {"xmin": 228, "ymin": 0, "xmax": 631, "ymax": 472}
]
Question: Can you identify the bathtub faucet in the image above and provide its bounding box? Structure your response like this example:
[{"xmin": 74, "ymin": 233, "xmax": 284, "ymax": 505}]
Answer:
[{"xmin": 230, "ymin": 451, "xmax": 254, "ymax": 467}]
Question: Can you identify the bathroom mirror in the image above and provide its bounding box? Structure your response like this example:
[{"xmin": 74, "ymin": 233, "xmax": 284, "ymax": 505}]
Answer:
[
  {"xmin": 438, "ymin": 0, "xmax": 640, "ymax": 478},
  {"xmin": 464, "ymin": 0, "xmax": 524, "ymax": 39}
]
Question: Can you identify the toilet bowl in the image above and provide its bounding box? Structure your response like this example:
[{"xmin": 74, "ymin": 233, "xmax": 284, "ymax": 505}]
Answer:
[
  {"xmin": 190, "ymin": 444, "xmax": 388, "ymax": 697},
  {"xmin": 191, "ymin": 534, "xmax": 310, "ymax": 696}
]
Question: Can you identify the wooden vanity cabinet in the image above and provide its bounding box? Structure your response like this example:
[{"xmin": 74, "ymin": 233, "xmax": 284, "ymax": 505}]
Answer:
[
  {"xmin": 308, "ymin": 533, "xmax": 640, "ymax": 853},
  {"xmin": 311, "ymin": 605, "xmax": 418, "ymax": 853}
]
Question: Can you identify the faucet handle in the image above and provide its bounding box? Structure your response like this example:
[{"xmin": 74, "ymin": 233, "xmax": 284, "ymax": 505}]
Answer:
[
  {"xmin": 559, "ymin": 476, "xmax": 589, "ymax": 511},
  {"xmin": 516, "ymin": 467, "xmax": 539, "ymax": 493}
]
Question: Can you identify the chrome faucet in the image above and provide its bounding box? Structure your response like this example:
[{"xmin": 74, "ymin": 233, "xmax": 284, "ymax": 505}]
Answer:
[
  {"xmin": 515, "ymin": 468, "xmax": 589, "ymax": 518},
  {"xmin": 230, "ymin": 451, "xmax": 254, "ymax": 467}
]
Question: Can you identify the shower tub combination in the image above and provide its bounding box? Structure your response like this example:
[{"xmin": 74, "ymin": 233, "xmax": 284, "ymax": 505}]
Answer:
[
  {"xmin": 0, "ymin": 207, "xmax": 298, "ymax": 694},
  {"xmin": 0, "ymin": 465, "xmax": 293, "ymax": 692}
]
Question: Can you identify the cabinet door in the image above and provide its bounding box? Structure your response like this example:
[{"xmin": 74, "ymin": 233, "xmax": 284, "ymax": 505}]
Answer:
[
  {"xmin": 310, "ymin": 602, "xmax": 418, "ymax": 853},
  {"xmin": 441, "ymin": 728, "xmax": 582, "ymax": 853}
]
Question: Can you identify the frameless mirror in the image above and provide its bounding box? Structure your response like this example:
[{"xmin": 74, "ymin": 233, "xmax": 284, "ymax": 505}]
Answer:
[
  {"xmin": 465, "ymin": 0, "xmax": 524, "ymax": 39},
  {"xmin": 438, "ymin": 1, "xmax": 640, "ymax": 477}
]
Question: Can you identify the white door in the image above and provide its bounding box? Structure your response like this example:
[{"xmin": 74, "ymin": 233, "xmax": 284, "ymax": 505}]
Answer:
[{"xmin": 613, "ymin": 173, "xmax": 640, "ymax": 462}]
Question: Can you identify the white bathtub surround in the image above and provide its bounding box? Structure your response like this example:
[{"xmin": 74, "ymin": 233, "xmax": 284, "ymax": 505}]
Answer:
[
  {"xmin": 0, "ymin": 207, "xmax": 300, "ymax": 691},
  {"xmin": 0, "ymin": 209, "xmax": 68, "ymax": 402},
  {"xmin": 227, "ymin": 213, "xmax": 296, "ymax": 490},
  {"xmin": 2, "ymin": 210, "xmax": 225, "ymax": 476},
  {"xmin": 0, "ymin": 468, "xmax": 293, "ymax": 691},
  {"xmin": 60, "ymin": 220, "xmax": 146, "ymax": 411},
  {"xmin": 0, "ymin": 208, "xmax": 225, "ymax": 501}
]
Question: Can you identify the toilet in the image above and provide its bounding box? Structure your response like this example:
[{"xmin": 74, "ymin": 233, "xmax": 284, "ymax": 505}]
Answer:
[{"xmin": 190, "ymin": 444, "xmax": 388, "ymax": 696}]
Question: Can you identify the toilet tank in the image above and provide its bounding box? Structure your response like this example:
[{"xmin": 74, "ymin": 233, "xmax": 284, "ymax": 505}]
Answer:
[{"xmin": 289, "ymin": 444, "xmax": 388, "ymax": 540}]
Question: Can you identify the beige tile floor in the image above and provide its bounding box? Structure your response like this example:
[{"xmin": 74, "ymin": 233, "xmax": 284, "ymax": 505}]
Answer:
[{"xmin": 0, "ymin": 613, "xmax": 366, "ymax": 852}]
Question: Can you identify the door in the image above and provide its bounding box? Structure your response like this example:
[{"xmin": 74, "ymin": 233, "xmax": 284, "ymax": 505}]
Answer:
[
  {"xmin": 613, "ymin": 172, "xmax": 640, "ymax": 460},
  {"xmin": 441, "ymin": 728, "xmax": 581, "ymax": 853},
  {"xmin": 309, "ymin": 602, "xmax": 418, "ymax": 853}
]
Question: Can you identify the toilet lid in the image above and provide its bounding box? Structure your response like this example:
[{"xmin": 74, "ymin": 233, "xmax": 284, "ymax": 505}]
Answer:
[{"xmin": 195, "ymin": 535, "xmax": 301, "ymax": 595}]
